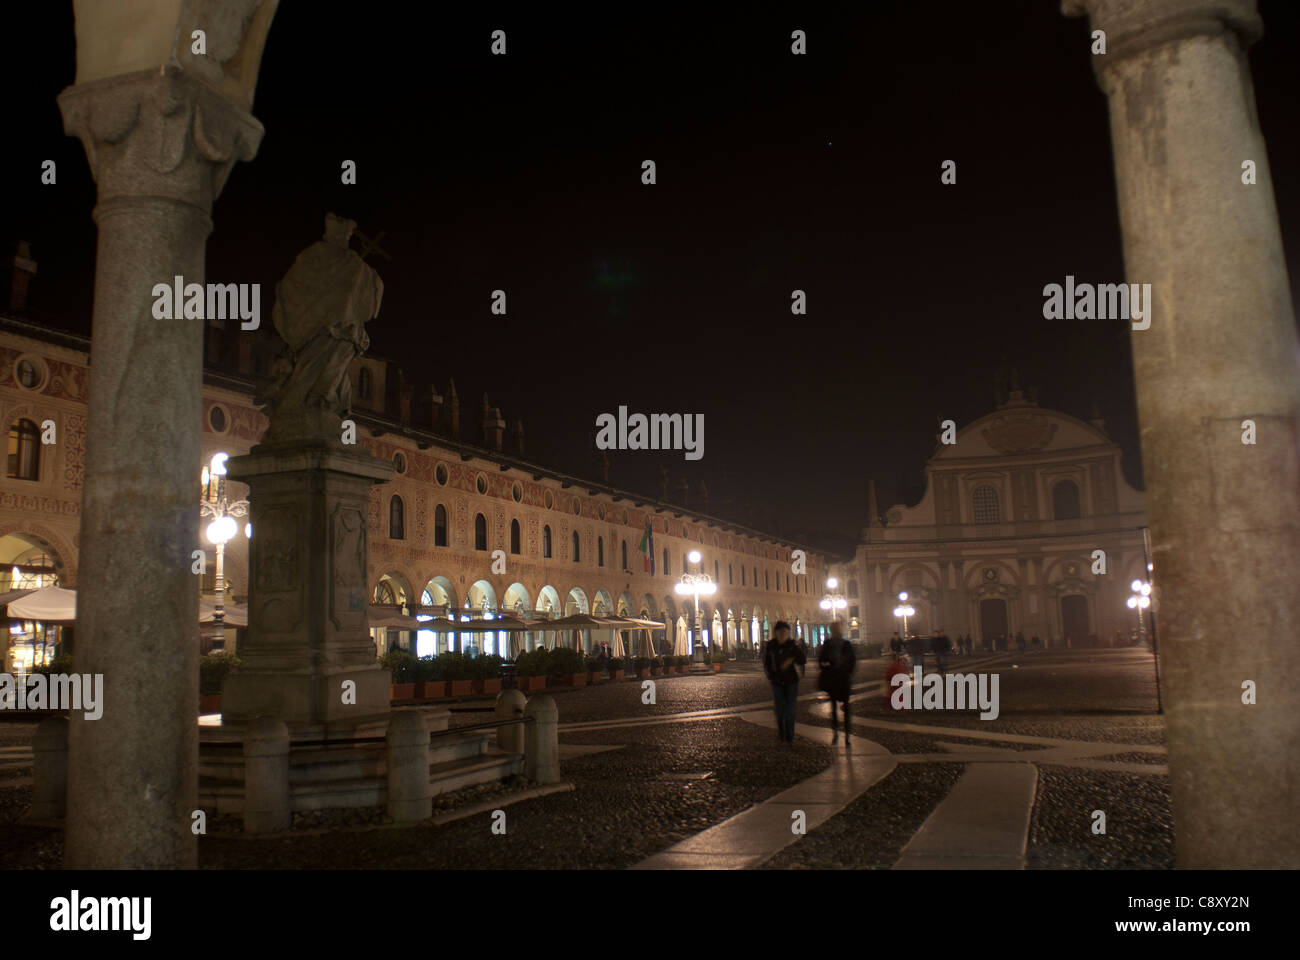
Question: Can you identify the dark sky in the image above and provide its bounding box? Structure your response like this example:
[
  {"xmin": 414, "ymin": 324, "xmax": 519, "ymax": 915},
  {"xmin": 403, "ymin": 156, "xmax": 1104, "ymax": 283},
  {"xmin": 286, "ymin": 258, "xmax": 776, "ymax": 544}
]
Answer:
[{"xmin": 5, "ymin": 1, "xmax": 1299, "ymax": 556}]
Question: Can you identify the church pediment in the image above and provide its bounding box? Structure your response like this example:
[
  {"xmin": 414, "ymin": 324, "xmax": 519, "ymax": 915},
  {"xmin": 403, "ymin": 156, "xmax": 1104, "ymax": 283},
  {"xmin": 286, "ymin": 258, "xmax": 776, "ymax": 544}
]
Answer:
[{"xmin": 981, "ymin": 412, "xmax": 1058, "ymax": 455}]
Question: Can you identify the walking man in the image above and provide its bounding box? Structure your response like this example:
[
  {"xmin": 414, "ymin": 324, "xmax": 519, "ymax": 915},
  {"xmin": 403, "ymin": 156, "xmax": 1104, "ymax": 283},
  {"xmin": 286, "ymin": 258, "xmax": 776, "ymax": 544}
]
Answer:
[
  {"xmin": 763, "ymin": 620, "xmax": 805, "ymax": 745},
  {"xmin": 818, "ymin": 622, "xmax": 857, "ymax": 745}
]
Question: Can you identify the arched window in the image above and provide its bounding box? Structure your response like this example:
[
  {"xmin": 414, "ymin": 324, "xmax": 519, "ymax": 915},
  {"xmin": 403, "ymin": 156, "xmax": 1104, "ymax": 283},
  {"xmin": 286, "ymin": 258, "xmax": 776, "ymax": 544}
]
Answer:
[
  {"xmin": 7, "ymin": 419, "xmax": 40, "ymax": 481},
  {"xmin": 358, "ymin": 366, "xmax": 372, "ymax": 400},
  {"xmin": 434, "ymin": 504, "xmax": 447, "ymax": 547},
  {"xmin": 621, "ymin": 541, "xmax": 628, "ymax": 570},
  {"xmin": 663, "ymin": 548, "xmax": 669, "ymax": 576},
  {"xmin": 572, "ymin": 530, "xmax": 580, "ymax": 563},
  {"xmin": 729, "ymin": 564, "xmax": 734, "ymax": 585},
  {"xmin": 765, "ymin": 570, "xmax": 770, "ymax": 590},
  {"xmin": 972, "ymin": 485, "xmax": 1000, "ymax": 524},
  {"xmin": 543, "ymin": 525, "xmax": 552, "ymax": 558},
  {"xmin": 715, "ymin": 561, "xmax": 720, "ymax": 582},
  {"xmin": 786, "ymin": 573, "xmax": 791, "ymax": 592},
  {"xmin": 753, "ymin": 566, "xmax": 758, "ymax": 587},
  {"xmin": 510, "ymin": 518, "xmax": 521, "ymax": 554},
  {"xmin": 1052, "ymin": 479, "xmax": 1082, "ymax": 520},
  {"xmin": 389, "ymin": 495, "xmax": 404, "ymax": 540},
  {"xmin": 848, "ymin": 579, "xmax": 859, "ymax": 598},
  {"xmin": 597, "ymin": 537, "xmax": 604, "ymax": 567},
  {"xmin": 742, "ymin": 566, "xmax": 746, "ymax": 586},
  {"xmin": 474, "ymin": 513, "xmax": 487, "ymax": 550}
]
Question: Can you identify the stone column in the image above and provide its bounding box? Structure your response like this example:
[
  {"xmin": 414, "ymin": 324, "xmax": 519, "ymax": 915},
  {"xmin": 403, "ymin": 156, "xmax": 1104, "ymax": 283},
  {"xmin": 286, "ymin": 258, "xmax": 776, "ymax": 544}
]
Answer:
[
  {"xmin": 58, "ymin": 68, "xmax": 264, "ymax": 868},
  {"xmin": 1065, "ymin": 0, "xmax": 1300, "ymax": 867}
]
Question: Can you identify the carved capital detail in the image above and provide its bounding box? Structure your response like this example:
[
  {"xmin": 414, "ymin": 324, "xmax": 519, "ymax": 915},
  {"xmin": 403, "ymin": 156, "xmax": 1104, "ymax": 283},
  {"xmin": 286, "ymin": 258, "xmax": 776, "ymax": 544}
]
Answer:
[{"xmin": 58, "ymin": 67, "xmax": 264, "ymax": 211}]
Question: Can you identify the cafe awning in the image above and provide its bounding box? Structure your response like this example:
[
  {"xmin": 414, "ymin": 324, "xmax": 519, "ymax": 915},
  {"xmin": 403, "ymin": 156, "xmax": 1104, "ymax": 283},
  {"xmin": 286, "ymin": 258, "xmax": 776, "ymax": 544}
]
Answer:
[{"xmin": 7, "ymin": 585, "xmax": 76, "ymax": 622}]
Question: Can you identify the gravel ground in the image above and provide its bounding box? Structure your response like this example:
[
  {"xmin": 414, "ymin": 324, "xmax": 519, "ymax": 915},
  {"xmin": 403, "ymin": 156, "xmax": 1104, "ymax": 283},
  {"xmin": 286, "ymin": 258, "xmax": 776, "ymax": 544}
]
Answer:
[
  {"xmin": 1027, "ymin": 767, "xmax": 1174, "ymax": 869},
  {"xmin": 761, "ymin": 763, "xmax": 965, "ymax": 869},
  {"xmin": 0, "ymin": 783, "xmax": 61, "ymax": 869},
  {"xmin": 198, "ymin": 717, "xmax": 834, "ymax": 869}
]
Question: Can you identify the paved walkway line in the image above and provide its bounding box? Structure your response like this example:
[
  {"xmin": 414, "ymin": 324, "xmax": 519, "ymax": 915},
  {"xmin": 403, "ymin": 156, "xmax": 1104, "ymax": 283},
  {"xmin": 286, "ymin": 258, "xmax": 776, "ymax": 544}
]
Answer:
[
  {"xmin": 893, "ymin": 762, "xmax": 1038, "ymax": 869},
  {"xmin": 631, "ymin": 711, "xmax": 897, "ymax": 870}
]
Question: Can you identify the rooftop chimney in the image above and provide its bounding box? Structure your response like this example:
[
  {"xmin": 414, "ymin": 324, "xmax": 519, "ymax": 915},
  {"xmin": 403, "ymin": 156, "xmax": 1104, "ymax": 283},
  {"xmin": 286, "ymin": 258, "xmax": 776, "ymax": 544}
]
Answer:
[
  {"xmin": 677, "ymin": 477, "xmax": 689, "ymax": 509},
  {"xmin": 658, "ymin": 466, "xmax": 669, "ymax": 500},
  {"xmin": 7, "ymin": 242, "xmax": 37, "ymax": 312},
  {"xmin": 481, "ymin": 395, "xmax": 506, "ymax": 451},
  {"xmin": 447, "ymin": 379, "xmax": 460, "ymax": 440},
  {"xmin": 510, "ymin": 418, "xmax": 525, "ymax": 456}
]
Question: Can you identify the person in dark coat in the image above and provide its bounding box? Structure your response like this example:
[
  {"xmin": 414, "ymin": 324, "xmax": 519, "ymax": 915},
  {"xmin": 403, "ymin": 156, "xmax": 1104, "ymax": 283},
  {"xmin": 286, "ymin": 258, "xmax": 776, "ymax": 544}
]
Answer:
[
  {"xmin": 818, "ymin": 622, "xmax": 857, "ymax": 745},
  {"xmin": 909, "ymin": 632, "xmax": 928, "ymax": 670},
  {"xmin": 933, "ymin": 628, "xmax": 951, "ymax": 673},
  {"xmin": 763, "ymin": 621, "xmax": 805, "ymax": 745},
  {"xmin": 890, "ymin": 632, "xmax": 903, "ymax": 656}
]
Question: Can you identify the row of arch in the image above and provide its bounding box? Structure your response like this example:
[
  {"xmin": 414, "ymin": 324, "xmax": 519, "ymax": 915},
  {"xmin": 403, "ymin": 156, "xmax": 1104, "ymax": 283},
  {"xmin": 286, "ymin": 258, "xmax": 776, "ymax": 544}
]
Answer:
[{"xmin": 373, "ymin": 571, "xmax": 832, "ymax": 658}]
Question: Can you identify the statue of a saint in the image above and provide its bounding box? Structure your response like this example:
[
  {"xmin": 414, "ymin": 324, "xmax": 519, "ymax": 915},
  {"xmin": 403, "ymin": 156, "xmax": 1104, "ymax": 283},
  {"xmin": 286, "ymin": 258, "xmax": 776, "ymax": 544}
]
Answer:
[{"xmin": 257, "ymin": 214, "xmax": 384, "ymax": 445}]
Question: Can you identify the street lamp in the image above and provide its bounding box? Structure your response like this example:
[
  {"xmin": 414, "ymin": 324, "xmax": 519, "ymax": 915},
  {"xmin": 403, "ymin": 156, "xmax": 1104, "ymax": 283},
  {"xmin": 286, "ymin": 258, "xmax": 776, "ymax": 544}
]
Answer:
[
  {"xmin": 675, "ymin": 549, "xmax": 716, "ymax": 666},
  {"xmin": 819, "ymin": 576, "xmax": 846, "ymax": 646},
  {"xmin": 892, "ymin": 591, "xmax": 915, "ymax": 642},
  {"xmin": 200, "ymin": 452, "xmax": 248, "ymax": 653},
  {"xmin": 1126, "ymin": 580, "xmax": 1152, "ymax": 646}
]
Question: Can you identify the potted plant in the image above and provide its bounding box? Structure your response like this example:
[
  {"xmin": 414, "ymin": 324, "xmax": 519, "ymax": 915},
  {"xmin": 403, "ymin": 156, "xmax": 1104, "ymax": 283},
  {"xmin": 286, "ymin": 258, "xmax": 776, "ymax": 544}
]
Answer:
[
  {"xmin": 472, "ymin": 654, "xmax": 504, "ymax": 695},
  {"xmin": 198, "ymin": 651, "xmax": 237, "ymax": 714},
  {"xmin": 711, "ymin": 649, "xmax": 725, "ymax": 672},
  {"xmin": 440, "ymin": 651, "xmax": 473, "ymax": 696},
  {"xmin": 381, "ymin": 648, "xmax": 417, "ymax": 700},
  {"xmin": 634, "ymin": 656, "xmax": 652, "ymax": 680},
  {"xmin": 608, "ymin": 656, "xmax": 625, "ymax": 682},
  {"xmin": 515, "ymin": 649, "xmax": 550, "ymax": 691},
  {"xmin": 585, "ymin": 656, "xmax": 604, "ymax": 685},
  {"xmin": 650, "ymin": 656, "xmax": 664, "ymax": 677},
  {"xmin": 414, "ymin": 655, "xmax": 447, "ymax": 699},
  {"xmin": 549, "ymin": 647, "xmax": 586, "ymax": 686},
  {"xmin": 673, "ymin": 655, "xmax": 687, "ymax": 674}
]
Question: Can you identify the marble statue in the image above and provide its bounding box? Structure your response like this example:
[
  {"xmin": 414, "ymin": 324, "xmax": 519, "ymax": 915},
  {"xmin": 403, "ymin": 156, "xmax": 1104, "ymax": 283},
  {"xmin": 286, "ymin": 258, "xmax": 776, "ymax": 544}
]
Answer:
[{"xmin": 257, "ymin": 213, "xmax": 383, "ymax": 444}]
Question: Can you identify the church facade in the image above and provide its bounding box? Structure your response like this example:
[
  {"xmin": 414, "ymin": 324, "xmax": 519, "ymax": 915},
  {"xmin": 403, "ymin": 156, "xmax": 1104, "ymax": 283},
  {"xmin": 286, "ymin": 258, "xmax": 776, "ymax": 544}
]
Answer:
[{"xmin": 835, "ymin": 390, "xmax": 1150, "ymax": 650}]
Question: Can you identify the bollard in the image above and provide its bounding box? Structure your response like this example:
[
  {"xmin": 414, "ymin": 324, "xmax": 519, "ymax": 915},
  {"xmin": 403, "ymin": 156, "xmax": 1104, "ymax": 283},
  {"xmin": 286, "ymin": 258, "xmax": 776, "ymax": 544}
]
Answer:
[
  {"xmin": 29, "ymin": 715, "xmax": 69, "ymax": 820},
  {"xmin": 495, "ymin": 689, "xmax": 527, "ymax": 754},
  {"xmin": 523, "ymin": 694, "xmax": 559, "ymax": 784},
  {"xmin": 386, "ymin": 709, "xmax": 431, "ymax": 822},
  {"xmin": 243, "ymin": 716, "xmax": 290, "ymax": 834}
]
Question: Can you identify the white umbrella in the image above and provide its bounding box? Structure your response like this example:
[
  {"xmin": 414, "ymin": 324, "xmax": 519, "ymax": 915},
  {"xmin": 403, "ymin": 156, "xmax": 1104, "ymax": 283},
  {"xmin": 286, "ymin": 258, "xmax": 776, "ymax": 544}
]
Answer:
[
  {"xmin": 674, "ymin": 617, "xmax": 688, "ymax": 656},
  {"xmin": 8, "ymin": 585, "xmax": 76, "ymax": 622},
  {"xmin": 611, "ymin": 633, "xmax": 626, "ymax": 658}
]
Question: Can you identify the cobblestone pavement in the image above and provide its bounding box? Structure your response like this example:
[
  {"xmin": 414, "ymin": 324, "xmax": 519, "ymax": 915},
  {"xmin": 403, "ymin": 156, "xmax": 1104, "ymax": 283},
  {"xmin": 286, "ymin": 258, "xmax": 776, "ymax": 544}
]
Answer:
[{"xmin": 0, "ymin": 649, "xmax": 1174, "ymax": 868}]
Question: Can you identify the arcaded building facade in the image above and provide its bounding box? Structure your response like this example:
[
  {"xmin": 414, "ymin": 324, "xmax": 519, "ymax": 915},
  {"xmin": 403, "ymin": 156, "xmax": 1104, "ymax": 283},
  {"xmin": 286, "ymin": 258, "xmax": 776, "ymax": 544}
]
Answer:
[
  {"xmin": 0, "ymin": 309, "xmax": 832, "ymax": 667},
  {"xmin": 836, "ymin": 390, "xmax": 1151, "ymax": 649}
]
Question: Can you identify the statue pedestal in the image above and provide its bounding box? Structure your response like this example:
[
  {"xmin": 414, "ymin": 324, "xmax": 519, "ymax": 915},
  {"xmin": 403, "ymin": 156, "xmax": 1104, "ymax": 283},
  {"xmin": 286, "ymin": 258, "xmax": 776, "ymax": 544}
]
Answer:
[{"xmin": 222, "ymin": 440, "xmax": 394, "ymax": 736}]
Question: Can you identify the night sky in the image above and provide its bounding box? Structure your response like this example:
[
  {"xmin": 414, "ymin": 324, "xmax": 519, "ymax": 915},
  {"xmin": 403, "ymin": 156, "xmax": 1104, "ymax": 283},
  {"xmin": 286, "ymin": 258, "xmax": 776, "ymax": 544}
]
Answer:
[{"xmin": 5, "ymin": 2, "xmax": 1299, "ymax": 556}]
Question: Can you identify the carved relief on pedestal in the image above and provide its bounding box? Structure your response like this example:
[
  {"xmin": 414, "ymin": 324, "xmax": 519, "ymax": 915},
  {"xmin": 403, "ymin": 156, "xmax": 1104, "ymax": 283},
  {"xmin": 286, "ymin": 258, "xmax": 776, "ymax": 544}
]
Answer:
[
  {"xmin": 254, "ymin": 505, "xmax": 301, "ymax": 633},
  {"xmin": 330, "ymin": 503, "xmax": 368, "ymax": 629}
]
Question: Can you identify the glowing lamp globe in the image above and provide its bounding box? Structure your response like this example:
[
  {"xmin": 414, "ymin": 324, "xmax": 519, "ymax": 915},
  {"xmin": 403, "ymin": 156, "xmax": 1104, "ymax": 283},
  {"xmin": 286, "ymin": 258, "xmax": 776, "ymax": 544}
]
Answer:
[{"xmin": 206, "ymin": 515, "xmax": 237, "ymax": 545}]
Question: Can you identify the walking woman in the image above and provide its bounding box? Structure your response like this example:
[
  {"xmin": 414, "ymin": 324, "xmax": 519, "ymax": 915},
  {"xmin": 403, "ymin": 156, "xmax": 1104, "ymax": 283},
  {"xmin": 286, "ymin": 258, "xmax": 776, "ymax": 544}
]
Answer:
[{"xmin": 818, "ymin": 622, "xmax": 857, "ymax": 745}]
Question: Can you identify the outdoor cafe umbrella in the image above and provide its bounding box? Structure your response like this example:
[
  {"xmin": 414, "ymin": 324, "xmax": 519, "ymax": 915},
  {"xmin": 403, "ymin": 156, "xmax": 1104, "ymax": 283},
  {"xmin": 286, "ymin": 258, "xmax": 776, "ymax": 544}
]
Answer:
[
  {"xmin": 544, "ymin": 612, "xmax": 613, "ymax": 652},
  {"xmin": 674, "ymin": 616, "xmax": 689, "ymax": 656},
  {"xmin": 7, "ymin": 585, "xmax": 76, "ymax": 622},
  {"xmin": 605, "ymin": 616, "xmax": 665, "ymax": 658}
]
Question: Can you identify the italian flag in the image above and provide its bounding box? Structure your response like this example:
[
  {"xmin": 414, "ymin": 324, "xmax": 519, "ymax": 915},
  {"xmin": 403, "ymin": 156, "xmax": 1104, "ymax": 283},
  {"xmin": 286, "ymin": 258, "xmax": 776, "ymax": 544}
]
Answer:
[{"xmin": 638, "ymin": 520, "xmax": 655, "ymax": 574}]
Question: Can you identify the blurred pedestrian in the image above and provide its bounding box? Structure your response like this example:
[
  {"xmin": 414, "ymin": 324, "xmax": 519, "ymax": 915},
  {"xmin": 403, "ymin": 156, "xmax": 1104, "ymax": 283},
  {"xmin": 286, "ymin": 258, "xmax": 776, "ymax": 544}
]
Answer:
[
  {"xmin": 890, "ymin": 632, "xmax": 903, "ymax": 656},
  {"xmin": 818, "ymin": 622, "xmax": 856, "ymax": 745},
  {"xmin": 763, "ymin": 621, "xmax": 804, "ymax": 744},
  {"xmin": 909, "ymin": 632, "xmax": 928, "ymax": 670}
]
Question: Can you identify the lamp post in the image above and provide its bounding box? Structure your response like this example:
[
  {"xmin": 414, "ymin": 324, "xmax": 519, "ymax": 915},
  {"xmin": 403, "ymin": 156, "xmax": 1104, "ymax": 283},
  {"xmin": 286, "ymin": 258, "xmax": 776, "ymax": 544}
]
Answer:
[
  {"xmin": 200, "ymin": 452, "xmax": 248, "ymax": 653},
  {"xmin": 819, "ymin": 576, "xmax": 847, "ymax": 647},
  {"xmin": 675, "ymin": 549, "xmax": 716, "ymax": 666},
  {"xmin": 893, "ymin": 591, "xmax": 915, "ymax": 644},
  {"xmin": 1127, "ymin": 578, "xmax": 1161, "ymax": 714}
]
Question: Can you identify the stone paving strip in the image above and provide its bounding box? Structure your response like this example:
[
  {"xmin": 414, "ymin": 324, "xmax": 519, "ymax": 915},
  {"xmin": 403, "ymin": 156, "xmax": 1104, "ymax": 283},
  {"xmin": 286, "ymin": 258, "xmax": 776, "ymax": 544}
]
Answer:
[
  {"xmin": 630, "ymin": 711, "xmax": 896, "ymax": 870},
  {"xmin": 893, "ymin": 761, "xmax": 1038, "ymax": 869}
]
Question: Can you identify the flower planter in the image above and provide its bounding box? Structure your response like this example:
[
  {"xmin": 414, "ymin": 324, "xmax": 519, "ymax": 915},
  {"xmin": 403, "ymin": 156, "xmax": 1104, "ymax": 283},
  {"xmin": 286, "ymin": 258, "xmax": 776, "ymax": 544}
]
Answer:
[
  {"xmin": 611, "ymin": 670, "xmax": 624, "ymax": 682},
  {"xmin": 636, "ymin": 668, "xmax": 650, "ymax": 680},
  {"xmin": 390, "ymin": 682, "xmax": 416, "ymax": 701},
  {"xmin": 567, "ymin": 673, "xmax": 587, "ymax": 687},
  {"xmin": 651, "ymin": 668, "xmax": 662, "ymax": 677},
  {"xmin": 447, "ymin": 680, "xmax": 473, "ymax": 697},
  {"xmin": 586, "ymin": 671, "xmax": 603, "ymax": 685},
  {"xmin": 515, "ymin": 675, "xmax": 539, "ymax": 691},
  {"xmin": 713, "ymin": 663, "xmax": 723, "ymax": 673},
  {"xmin": 473, "ymin": 678, "xmax": 502, "ymax": 696},
  {"xmin": 417, "ymin": 681, "xmax": 448, "ymax": 700},
  {"xmin": 199, "ymin": 693, "xmax": 222, "ymax": 714}
]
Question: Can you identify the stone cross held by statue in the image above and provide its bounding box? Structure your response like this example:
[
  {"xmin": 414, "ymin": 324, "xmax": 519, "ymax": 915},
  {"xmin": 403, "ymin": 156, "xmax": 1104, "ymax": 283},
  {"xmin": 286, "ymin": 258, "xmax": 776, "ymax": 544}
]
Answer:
[{"xmin": 354, "ymin": 228, "xmax": 392, "ymax": 263}]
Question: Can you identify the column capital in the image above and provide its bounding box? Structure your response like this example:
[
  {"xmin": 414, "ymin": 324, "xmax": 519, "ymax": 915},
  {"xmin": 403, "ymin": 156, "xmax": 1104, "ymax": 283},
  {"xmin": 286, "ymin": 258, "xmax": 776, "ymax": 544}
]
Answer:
[
  {"xmin": 58, "ymin": 67, "xmax": 264, "ymax": 214},
  {"xmin": 1063, "ymin": 0, "xmax": 1261, "ymax": 67}
]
